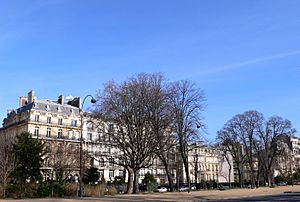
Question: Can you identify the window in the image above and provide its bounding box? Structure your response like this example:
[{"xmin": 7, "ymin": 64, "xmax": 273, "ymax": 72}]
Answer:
[
  {"xmin": 109, "ymin": 170, "xmax": 114, "ymax": 178},
  {"xmin": 58, "ymin": 129, "xmax": 63, "ymax": 138},
  {"xmin": 69, "ymin": 130, "xmax": 75, "ymax": 140},
  {"xmin": 71, "ymin": 119, "xmax": 77, "ymax": 127},
  {"xmin": 108, "ymin": 124, "xmax": 114, "ymax": 132},
  {"xmin": 47, "ymin": 117, "xmax": 51, "ymax": 124},
  {"xmin": 44, "ymin": 158, "xmax": 50, "ymax": 167},
  {"xmin": 119, "ymin": 170, "xmax": 124, "ymax": 177},
  {"xmin": 75, "ymin": 145, "xmax": 79, "ymax": 154},
  {"xmin": 99, "ymin": 170, "xmax": 104, "ymax": 178},
  {"xmin": 46, "ymin": 105, "xmax": 50, "ymax": 111},
  {"xmin": 57, "ymin": 143, "xmax": 63, "ymax": 153},
  {"xmin": 68, "ymin": 144, "xmax": 73, "ymax": 154},
  {"xmin": 88, "ymin": 133, "xmax": 92, "ymax": 141},
  {"xmin": 109, "ymin": 158, "xmax": 114, "ymax": 166},
  {"xmin": 87, "ymin": 123, "xmax": 94, "ymax": 131},
  {"xmin": 34, "ymin": 126, "xmax": 39, "ymax": 136},
  {"xmin": 97, "ymin": 133, "xmax": 101, "ymax": 141},
  {"xmin": 58, "ymin": 118, "xmax": 63, "ymax": 125},
  {"xmin": 99, "ymin": 158, "xmax": 105, "ymax": 167},
  {"xmin": 46, "ymin": 128, "xmax": 51, "ymax": 137},
  {"xmin": 45, "ymin": 144, "xmax": 51, "ymax": 153},
  {"xmin": 34, "ymin": 115, "xmax": 40, "ymax": 122}
]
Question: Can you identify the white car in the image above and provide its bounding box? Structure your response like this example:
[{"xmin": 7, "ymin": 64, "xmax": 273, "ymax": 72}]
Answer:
[
  {"xmin": 179, "ymin": 187, "xmax": 189, "ymax": 191},
  {"xmin": 157, "ymin": 187, "xmax": 168, "ymax": 193}
]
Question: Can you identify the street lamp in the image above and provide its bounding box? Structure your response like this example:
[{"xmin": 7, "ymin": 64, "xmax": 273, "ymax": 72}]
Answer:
[{"xmin": 79, "ymin": 95, "xmax": 96, "ymax": 197}]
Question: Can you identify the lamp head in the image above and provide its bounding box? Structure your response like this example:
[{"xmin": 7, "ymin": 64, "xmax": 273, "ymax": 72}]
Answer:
[{"xmin": 91, "ymin": 98, "xmax": 97, "ymax": 104}]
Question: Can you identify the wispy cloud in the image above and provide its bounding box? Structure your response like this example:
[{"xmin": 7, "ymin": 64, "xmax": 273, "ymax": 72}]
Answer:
[{"xmin": 198, "ymin": 49, "xmax": 300, "ymax": 76}]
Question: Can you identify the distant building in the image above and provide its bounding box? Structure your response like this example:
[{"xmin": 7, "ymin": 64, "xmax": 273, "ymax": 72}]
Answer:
[{"xmin": 178, "ymin": 142, "xmax": 234, "ymax": 186}]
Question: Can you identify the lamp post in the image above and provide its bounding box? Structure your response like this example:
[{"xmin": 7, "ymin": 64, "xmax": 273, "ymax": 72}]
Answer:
[{"xmin": 79, "ymin": 95, "xmax": 96, "ymax": 197}]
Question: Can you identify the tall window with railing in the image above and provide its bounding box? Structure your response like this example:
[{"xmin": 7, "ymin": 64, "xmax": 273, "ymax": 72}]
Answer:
[
  {"xmin": 58, "ymin": 128, "xmax": 63, "ymax": 138},
  {"xmin": 34, "ymin": 115, "xmax": 40, "ymax": 122},
  {"xmin": 46, "ymin": 128, "xmax": 51, "ymax": 137},
  {"xmin": 34, "ymin": 126, "xmax": 39, "ymax": 136}
]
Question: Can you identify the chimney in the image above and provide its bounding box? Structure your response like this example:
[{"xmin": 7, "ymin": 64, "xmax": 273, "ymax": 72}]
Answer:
[
  {"xmin": 58, "ymin": 95, "xmax": 64, "ymax": 105},
  {"xmin": 19, "ymin": 96, "xmax": 28, "ymax": 107},
  {"xmin": 27, "ymin": 90, "xmax": 36, "ymax": 104}
]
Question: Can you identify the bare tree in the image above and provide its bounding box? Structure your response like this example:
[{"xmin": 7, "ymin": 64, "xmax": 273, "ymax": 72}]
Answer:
[
  {"xmin": 229, "ymin": 111, "xmax": 263, "ymax": 188},
  {"xmin": 0, "ymin": 134, "xmax": 16, "ymax": 198},
  {"xmin": 49, "ymin": 142, "xmax": 83, "ymax": 182},
  {"xmin": 219, "ymin": 150, "xmax": 232, "ymax": 189},
  {"xmin": 218, "ymin": 111, "xmax": 296, "ymax": 188},
  {"xmin": 169, "ymin": 80, "xmax": 205, "ymax": 192},
  {"xmin": 145, "ymin": 74, "xmax": 177, "ymax": 192},
  {"xmin": 95, "ymin": 73, "xmax": 163, "ymax": 194},
  {"xmin": 255, "ymin": 116, "xmax": 296, "ymax": 186},
  {"xmin": 217, "ymin": 128, "xmax": 246, "ymax": 188}
]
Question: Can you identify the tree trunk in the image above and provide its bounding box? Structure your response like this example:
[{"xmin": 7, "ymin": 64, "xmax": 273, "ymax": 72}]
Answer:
[
  {"xmin": 181, "ymin": 154, "xmax": 190, "ymax": 192},
  {"xmin": 268, "ymin": 172, "xmax": 272, "ymax": 187},
  {"xmin": 237, "ymin": 168, "xmax": 243, "ymax": 188},
  {"xmin": 126, "ymin": 168, "xmax": 134, "ymax": 194},
  {"xmin": 3, "ymin": 181, "xmax": 6, "ymax": 198},
  {"xmin": 228, "ymin": 166, "xmax": 232, "ymax": 189},
  {"xmin": 165, "ymin": 166, "xmax": 174, "ymax": 192},
  {"xmin": 160, "ymin": 156, "xmax": 174, "ymax": 192},
  {"xmin": 133, "ymin": 169, "xmax": 139, "ymax": 194}
]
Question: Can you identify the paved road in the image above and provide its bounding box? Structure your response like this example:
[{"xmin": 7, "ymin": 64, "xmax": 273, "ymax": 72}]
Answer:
[{"xmin": 211, "ymin": 192, "xmax": 300, "ymax": 202}]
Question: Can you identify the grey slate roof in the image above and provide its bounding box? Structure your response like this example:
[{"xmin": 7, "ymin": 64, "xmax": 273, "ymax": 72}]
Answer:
[{"xmin": 9, "ymin": 100, "xmax": 80, "ymax": 118}]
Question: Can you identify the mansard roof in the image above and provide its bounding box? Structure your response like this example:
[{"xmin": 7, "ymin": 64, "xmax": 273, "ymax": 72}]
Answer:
[
  {"xmin": 31, "ymin": 100, "xmax": 80, "ymax": 116},
  {"xmin": 8, "ymin": 99, "xmax": 80, "ymax": 118}
]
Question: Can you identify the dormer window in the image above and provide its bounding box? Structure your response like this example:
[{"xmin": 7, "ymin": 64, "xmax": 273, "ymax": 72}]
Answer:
[
  {"xmin": 57, "ymin": 106, "xmax": 61, "ymax": 112},
  {"xmin": 46, "ymin": 105, "xmax": 50, "ymax": 111}
]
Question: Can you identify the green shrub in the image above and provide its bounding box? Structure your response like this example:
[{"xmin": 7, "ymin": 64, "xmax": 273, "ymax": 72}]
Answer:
[
  {"xmin": 52, "ymin": 183, "xmax": 64, "ymax": 197},
  {"xmin": 37, "ymin": 183, "xmax": 51, "ymax": 197}
]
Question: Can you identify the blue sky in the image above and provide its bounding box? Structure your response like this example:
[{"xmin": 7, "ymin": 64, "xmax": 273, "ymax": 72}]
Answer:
[{"xmin": 0, "ymin": 0, "xmax": 299, "ymax": 141}]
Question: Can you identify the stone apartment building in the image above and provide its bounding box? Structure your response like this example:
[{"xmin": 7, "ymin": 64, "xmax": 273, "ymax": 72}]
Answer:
[
  {"xmin": 0, "ymin": 90, "xmax": 234, "ymax": 186},
  {"xmin": 183, "ymin": 143, "xmax": 234, "ymax": 185},
  {"xmin": 0, "ymin": 90, "xmax": 124, "ymax": 182}
]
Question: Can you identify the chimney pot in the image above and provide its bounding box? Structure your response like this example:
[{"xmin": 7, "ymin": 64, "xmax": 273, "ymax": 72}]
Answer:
[
  {"xmin": 58, "ymin": 95, "xmax": 64, "ymax": 105},
  {"xmin": 27, "ymin": 90, "xmax": 35, "ymax": 104}
]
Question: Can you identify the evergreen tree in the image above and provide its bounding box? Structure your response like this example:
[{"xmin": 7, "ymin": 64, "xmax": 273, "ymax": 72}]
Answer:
[
  {"xmin": 142, "ymin": 172, "xmax": 157, "ymax": 192},
  {"xmin": 12, "ymin": 132, "xmax": 45, "ymax": 184},
  {"xmin": 83, "ymin": 166, "xmax": 100, "ymax": 184}
]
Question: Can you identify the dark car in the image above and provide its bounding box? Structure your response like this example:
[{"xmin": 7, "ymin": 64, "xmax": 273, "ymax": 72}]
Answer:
[{"xmin": 277, "ymin": 181, "xmax": 287, "ymax": 186}]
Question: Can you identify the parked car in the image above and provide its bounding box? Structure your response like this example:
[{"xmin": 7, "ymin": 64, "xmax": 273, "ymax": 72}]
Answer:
[
  {"xmin": 157, "ymin": 187, "xmax": 168, "ymax": 193},
  {"xmin": 293, "ymin": 181, "xmax": 300, "ymax": 185},
  {"xmin": 277, "ymin": 181, "xmax": 287, "ymax": 186},
  {"xmin": 179, "ymin": 186, "xmax": 189, "ymax": 192}
]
